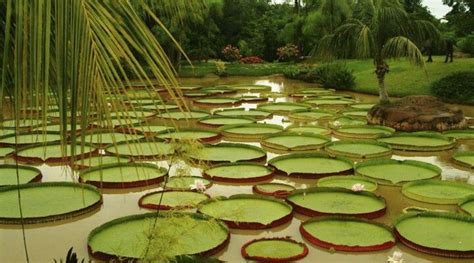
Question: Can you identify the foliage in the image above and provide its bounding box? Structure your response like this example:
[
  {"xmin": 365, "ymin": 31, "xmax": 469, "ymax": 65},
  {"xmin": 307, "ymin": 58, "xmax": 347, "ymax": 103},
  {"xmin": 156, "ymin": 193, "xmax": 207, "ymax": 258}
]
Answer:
[
  {"xmin": 458, "ymin": 34, "xmax": 474, "ymax": 55},
  {"xmin": 221, "ymin": 45, "xmax": 242, "ymax": 62},
  {"xmin": 431, "ymin": 71, "xmax": 474, "ymax": 104},
  {"xmin": 214, "ymin": 61, "xmax": 227, "ymax": 77},
  {"xmin": 443, "ymin": 0, "xmax": 474, "ymax": 37},
  {"xmin": 53, "ymin": 247, "xmax": 87, "ymax": 263},
  {"xmin": 277, "ymin": 44, "xmax": 300, "ymax": 62},
  {"xmin": 240, "ymin": 56, "xmax": 265, "ymax": 64},
  {"xmin": 284, "ymin": 63, "xmax": 355, "ymax": 90}
]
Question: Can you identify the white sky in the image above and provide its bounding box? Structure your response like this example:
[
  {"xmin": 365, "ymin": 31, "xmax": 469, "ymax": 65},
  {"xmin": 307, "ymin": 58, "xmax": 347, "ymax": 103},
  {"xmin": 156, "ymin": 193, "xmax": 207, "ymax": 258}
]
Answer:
[
  {"xmin": 423, "ymin": 0, "xmax": 451, "ymax": 18},
  {"xmin": 271, "ymin": 0, "xmax": 451, "ymax": 19}
]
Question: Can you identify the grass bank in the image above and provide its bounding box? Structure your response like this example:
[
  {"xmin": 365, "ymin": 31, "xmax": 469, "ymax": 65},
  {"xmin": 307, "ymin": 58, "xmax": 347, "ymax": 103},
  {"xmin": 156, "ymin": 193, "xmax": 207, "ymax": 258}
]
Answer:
[{"xmin": 178, "ymin": 57, "xmax": 474, "ymax": 98}]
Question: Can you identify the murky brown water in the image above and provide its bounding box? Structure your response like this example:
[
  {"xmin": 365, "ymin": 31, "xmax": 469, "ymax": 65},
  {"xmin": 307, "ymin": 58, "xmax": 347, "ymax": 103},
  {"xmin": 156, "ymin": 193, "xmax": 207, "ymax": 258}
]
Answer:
[{"xmin": 1, "ymin": 75, "xmax": 473, "ymax": 263}]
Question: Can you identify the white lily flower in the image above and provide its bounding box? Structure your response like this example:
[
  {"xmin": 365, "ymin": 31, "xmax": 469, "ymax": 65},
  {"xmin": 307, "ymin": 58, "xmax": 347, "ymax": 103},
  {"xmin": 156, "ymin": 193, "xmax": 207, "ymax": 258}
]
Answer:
[
  {"xmin": 190, "ymin": 179, "xmax": 206, "ymax": 192},
  {"xmin": 351, "ymin": 183, "xmax": 365, "ymax": 192},
  {"xmin": 387, "ymin": 251, "xmax": 404, "ymax": 263}
]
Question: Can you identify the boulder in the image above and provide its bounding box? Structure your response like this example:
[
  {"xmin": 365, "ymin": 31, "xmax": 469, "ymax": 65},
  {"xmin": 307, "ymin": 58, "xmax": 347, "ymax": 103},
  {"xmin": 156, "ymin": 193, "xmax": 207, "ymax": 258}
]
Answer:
[{"xmin": 367, "ymin": 96, "xmax": 467, "ymax": 131}]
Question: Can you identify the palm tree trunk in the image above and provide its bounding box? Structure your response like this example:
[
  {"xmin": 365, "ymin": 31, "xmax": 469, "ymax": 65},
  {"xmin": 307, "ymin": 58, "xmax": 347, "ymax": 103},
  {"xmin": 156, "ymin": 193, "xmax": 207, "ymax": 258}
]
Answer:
[{"xmin": 375, "ymin": 62, "xmax": 390, "ymax": 103}]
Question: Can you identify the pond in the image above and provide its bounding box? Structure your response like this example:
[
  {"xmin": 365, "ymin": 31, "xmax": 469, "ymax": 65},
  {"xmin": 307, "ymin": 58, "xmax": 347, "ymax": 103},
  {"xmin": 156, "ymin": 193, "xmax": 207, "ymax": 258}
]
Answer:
[{"xmin": 1, "ymin": 75, "xmax": 473, "ymax": 262}]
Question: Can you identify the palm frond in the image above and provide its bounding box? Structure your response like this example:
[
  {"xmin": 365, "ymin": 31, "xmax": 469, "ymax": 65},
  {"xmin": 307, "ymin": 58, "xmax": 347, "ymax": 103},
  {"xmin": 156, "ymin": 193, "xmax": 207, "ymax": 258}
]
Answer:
[{"xmin": 382, "ymin": 36, "xmax": 425, "ymax": 67}]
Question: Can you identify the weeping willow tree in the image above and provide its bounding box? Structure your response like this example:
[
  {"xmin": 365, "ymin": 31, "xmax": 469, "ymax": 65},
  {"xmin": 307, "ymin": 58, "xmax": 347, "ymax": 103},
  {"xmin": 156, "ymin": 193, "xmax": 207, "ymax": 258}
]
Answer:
[
  {"xmin": 315, "ymin": 0, "xmax": 440, "ymax": 103},
  {"xmin": 0, "ymin": 0, "xmax": 206, "ymax": 261}
]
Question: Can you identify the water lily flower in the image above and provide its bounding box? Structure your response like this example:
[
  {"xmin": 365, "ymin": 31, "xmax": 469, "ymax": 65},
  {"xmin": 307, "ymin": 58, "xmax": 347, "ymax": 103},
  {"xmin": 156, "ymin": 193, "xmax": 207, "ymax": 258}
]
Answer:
[
  {"xmin": 190, "ymin": 179, "xmax": 206, "ymax": 192},
  {"xmin": 351, "ymin": 183, "xmax": 365, "ymax": 192},
  {"xmin": 387, "ymin": 251, "xmax": 404, "ymax": 263}
]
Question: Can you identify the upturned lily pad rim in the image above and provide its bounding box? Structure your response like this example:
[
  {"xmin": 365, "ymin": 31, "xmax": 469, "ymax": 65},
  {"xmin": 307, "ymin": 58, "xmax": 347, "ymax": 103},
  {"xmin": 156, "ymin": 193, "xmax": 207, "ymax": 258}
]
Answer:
[
  {"xmin": 157, "ymin": 128, "xmax": 222, "ymax": 143},
  {"xmin": 355, "ymin": 159, "xmax": 441, "ymax": 185},
  {"xmin": 286, "ymin": 187, "xmax": 387, "ymax": 219},
  {"xmin": 13, "ymin": 142, "xmax": 99, "ymax": 165},
  {"xmin": 394, "ymin": 212, "xmax": 474, "ymax": 258},
  {"xmin": 0, "ymin": 146, "xmax": 14, "ymax": 159},
  {"xmin": 219, "ymin": 123, "xmax": 284, "ymax": 141},
  {"xmin": 316, "ymin": 175, "xmax": 378, "ymax": 192},
  {"xmin": 287, "ymin": 109, "xmax": 335, "ymax": 122},
  {"xmin": 163, "ymin": 176, "xmax": 213, "ymax": 191},
  {"xmin": 138, "ymin": 190, "xmax": 210, "ymax": 210},
  {"xmin": 127, "ymin": 123, "xmax": 175, "ymax": 136},
  {"xmin": 241, "ymin": 237, "xmax": 309, "ymax": 263},
  {"xmin": 300, "ymin": 216, "xmax": 396, "ymax": 252},
  {"xmin": 186, "ymin": 142, "xmax": 267, "ymax": 164},
  {"xmin": 328, "ymin": 116, "xmax": 366, "ymax": 129},
  {"xmin": 79, "ymin": 162, "xmax": 167, "ymax": 189},
  {"xmin": 229, "ymin": 84, "xmax": 272, "ymax": 92},
  {"xmin": 443, "ymin": 129, "xmax": 474, "ymax": 140},
  {"xmin": 334, "ymin": 125, "xmax": 395, "ymax": 139},
  {"xmin": 198, "ymin": 194, "xmax": 293, "ymax": 229},
  {"xmin": 284, "ymin": 124, "xmax": 332, "ymax": 135},
  {"xmin": 197, "ymin": 115, "xmax": 256, "ymax": 128},
  {"xmin": 268, "ymin": 152, "xmax": 353, "ymax": 178},
  {"xmin": 0, "ymin": 131, "xmax": 62, "ymax": 147},
  {"xmin": 103, "ymin": 138, "xmax": 172, "ymax": 160},
  {"xmin": 214, "ymin": 108, "xmax": 273, "ymax": 120},
  {"xmin": 458, "ymin": 195, "xmax": 474, "ymax": 216},
  {"xmin": 0, "ymin": 164, "xmax": 43, "ymax": 186},
  {"xmin": 193, "ymin": 97, "xmax": 242, "ymax": 107},
  {"xmin": 325, "ymin": 140, "xmax": 393, "ymax": 159},
  {"xmin": 256, "ymin": 102, "xmax": 312, "ymax": 114},
  {"xmin": 402, "ymin": 179, "xmax": 474, "ymax": 204},
  {"xmin": 0, "ymin": 182, "xmax": 102, "ymax": 224},
  {"xmin": 261, "ymin": 132, "xmax": 330, "ymax": 152},
  {"xmin": 203, "ymin": 162, "xmax": 275, "ymax": 183},
  {"xmin": 252, "ymin": 182, "xmax": 296, "ymax": 199},
  {"xmin": 87, "ymin": 212, "xmax": 230, "ymax": 261},
  {"xmin": 452, "ymin": 151, "xmax": 474, "ymax": 169},
  {"xmin": 377, "ymin": 132, "xmax": 456, "ymax": 151}
]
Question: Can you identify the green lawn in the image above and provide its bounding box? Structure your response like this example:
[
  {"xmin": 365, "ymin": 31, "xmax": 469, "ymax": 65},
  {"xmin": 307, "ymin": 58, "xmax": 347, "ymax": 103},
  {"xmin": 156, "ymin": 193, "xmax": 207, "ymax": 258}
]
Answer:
[
  {"xmin": 178, "ymin": 57, "xmax": 474, "ymax": 98},
  {"xmin": 346, "ymin": 56, "xmax": 474, "ymax": 97}
]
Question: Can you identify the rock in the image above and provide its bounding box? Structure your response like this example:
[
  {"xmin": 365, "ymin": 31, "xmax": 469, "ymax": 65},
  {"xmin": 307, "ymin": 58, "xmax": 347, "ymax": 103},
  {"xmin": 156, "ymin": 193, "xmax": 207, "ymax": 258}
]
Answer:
[{"xmin": 367, "ymin": 95, "xmax": 467, "ymax": 132}]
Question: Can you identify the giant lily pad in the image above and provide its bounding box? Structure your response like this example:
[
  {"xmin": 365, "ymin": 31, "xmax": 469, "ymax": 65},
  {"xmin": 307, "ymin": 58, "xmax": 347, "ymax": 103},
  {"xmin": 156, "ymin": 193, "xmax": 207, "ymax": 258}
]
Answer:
[
  {"xmin": 104, "ymin": 139, "xmax": 174, "ymax": 160},
  {"xmin": 197, "ymin": 116, "xmax": 255, "ymax": 128},
  {"xmin": 87, "ymin": 212, "xmax": 230, "ymax": 261},
  {"xmin": 402, "ymin": 180, "xmax": 474, "ymax": 204},
  {"xmin": 334, "ymin": 125, "xmax": 395, "ymax": 139},
  {"xmin": 220, "ymin": 123, "xmax": 283, "ymax": 142},
  {"xmin": 203, "ymin": 163, "xmax": 274, "ymax": 183},
  {"xmin": 157, "ymin": 129, "xmax": 221, "ymax": 143},
  {"xmin": 198, "ymin": 194, "xmax": 293, "ymax": 229},
  {"xmin": 459, "ymin": 195, "xmax": 474, "ymax": 216},
  {"xmin": 300, "ymin": 217, "xmax": 395, "ymax": 252},
  {"xmin": 285, "ymin": 124, "xmax": 331, "ymax": 135},
  {"xmin": 261, "ymin": 132, "xmax": 330, "ymax": 153},
  {"xmin": 317, "ymin": 176, "xmax": 378, "ymax": 192},
  {"xmin": 288, "ymin": 109, "xmax": 334, "ymax": 122},
  {"xmin": 0, "ymin": 182, "xmax": 102, "ymax": 224},
  {"xmin": 355, "ymin": 159, "xmax": 441, "ymax": 185},
  {"xmin": 378, "ymin": 132, "xmax": 456, "ymax": 152},
  {"xmin": 286, "ymin": 187, "xmax": 386, "ymax": 218},
  {"xmin": 186, "ymin": 143, "xmax": 267, "ymax": 164},
  {"xmin": 214, "ymin": 108, "xmax": 272, "ymax": 120},
  {"xmin": 0, "ymin": 132, "xmax": 62, "ymax": 147},
  {"xmin": 79, "ymin": 163, "xmax": 167, "ymax": 188},
  {"xmin": 325, "ymin": 140, "xmax": 392, "ymax": 160},
  {"xmin": 257, "ymin": 102, "xmax": 311, "ymax": 115},
  {"xmin": 0, "ymin": 164, "xmax": 42, "ymax": 186},
  {"xmin": 241, "ymin": 237, "xmax": 308, "ymax": 262},
  {"xmin": 13, "ymin": 142, "xmax": 98, "ymax": 164},
  {"xmin": 452, "ymin": 151, "xmax": 474, "ymax": 169},
  {"xmin": 139, "ymin": 190, "xmax": 209, "ymax": 210},
  {"xmin": 268, "ymin": 153, "xmax": 353, "ymax": 178},
  {"xmin": 394, "ymin": 212, "xmax": 474, "ymax": 258}
]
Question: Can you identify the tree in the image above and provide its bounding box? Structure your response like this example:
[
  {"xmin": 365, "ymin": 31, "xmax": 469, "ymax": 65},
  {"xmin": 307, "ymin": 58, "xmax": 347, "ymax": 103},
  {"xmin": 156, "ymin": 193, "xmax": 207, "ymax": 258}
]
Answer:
[
  {"xmin": 316, "ymin": 0, "xmax": 439, "ymax": 102},
  {"xmin": 443, "ymin": 0, "xmax": 474, "ymax": 36}
]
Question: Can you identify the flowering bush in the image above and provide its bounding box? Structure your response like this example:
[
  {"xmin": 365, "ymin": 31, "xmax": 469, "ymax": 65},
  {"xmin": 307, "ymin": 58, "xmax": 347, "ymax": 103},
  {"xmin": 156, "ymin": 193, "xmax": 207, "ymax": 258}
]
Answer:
[
  {"xmin": 221, "ymin": 45, "xmax": 242, "ymax": 62},
  {"xmin": 240, "ymin": 56, "xmax": 264, "ymax": 64},
  {"xmin": 277, "ymin": 44, "xmax": 300, "ymax": 62}
]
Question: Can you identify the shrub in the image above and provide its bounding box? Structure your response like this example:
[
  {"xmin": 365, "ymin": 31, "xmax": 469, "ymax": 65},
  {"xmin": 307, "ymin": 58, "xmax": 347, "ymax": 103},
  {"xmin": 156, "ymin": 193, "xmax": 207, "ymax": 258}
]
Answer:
[
  {"xmin": 221, "ymin": 45, "xmax": 242, "ymax": 62},
  {"xmin": 283, "ymin": 63, "xmax": 355, "ymax": 90},
  {"xmin": 277, "ymin": 44, "xmax": 299, "ymax": 62},
  {"xmin": 214, "ymin": 61, "xmax": 227, "ymax": 77},
  {"xmin": 458, "ymin": 34, "xmax": 474, "ymax": 55},
  {"xmin": 431, "ymin": 71, "xmax": 474, "ymax": 104},
  {"xmin": 240, "ymin": 56, "xmax": 264, "ymax": 64}
]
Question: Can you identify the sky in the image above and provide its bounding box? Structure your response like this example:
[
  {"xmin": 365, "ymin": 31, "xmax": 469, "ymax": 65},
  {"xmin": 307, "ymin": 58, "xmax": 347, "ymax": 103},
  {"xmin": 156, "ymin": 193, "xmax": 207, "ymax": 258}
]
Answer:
[{"xmin": 272, "ymin": 0, "xmax": 452, "ymax": 19}]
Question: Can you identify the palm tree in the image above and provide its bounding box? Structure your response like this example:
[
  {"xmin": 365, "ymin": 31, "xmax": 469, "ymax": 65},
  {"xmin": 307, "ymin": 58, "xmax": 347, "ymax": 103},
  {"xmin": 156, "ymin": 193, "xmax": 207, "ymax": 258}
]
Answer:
[{"xmin": 316, "ymin": 0, "xmax": 439, "ymax": 103}]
